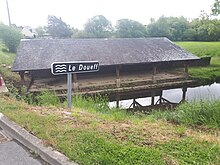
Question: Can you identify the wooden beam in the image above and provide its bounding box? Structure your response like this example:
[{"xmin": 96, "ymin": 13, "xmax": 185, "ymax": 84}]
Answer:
[
  {"xmin": 116, "ymin": 65, "xmax": 120, "ymax": 79},
  {"xmin": 152, "ymin": 65, "xmax": 157, "ymax": 83},
  {"xmin": 19, "ymin": 71, "xmax": 25, "ymax": 82},
  {"xmin": 153, "ymin": 66, "xmax": 157, "ymax": 75},
  {"xmin": 116, "ymin": 65, "xmax": 120, "ymax": 88},
  {"xmin": 184, "ymin": 63, "xmax": 189, "ymax": 78}
]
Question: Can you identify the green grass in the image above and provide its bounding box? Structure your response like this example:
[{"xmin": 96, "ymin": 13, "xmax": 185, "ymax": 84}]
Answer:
[
  {"xmin": 1, "ymin": 96, "xmax": 220, "ymax": 164},
  {"xmin": 159, "ymin": 138, "xmax": 220, "ymax": 165},
  {"xmin": 176, "ymin": 42, "xmax": 220, "ymax": 82},
  {"xmin": 152, "ymin": 100, "xmax": 220, "ymax": 128},
  {"xmin": 0, "ymin": 43, "xmax": 20, "ymax": 90},
  {"xmin": 176, "ymin": 42, "xmax": 220, "ymax": 57},
  {"xmin": 0, "ymin": 43, "xmax": 15, "ymax": 65}
]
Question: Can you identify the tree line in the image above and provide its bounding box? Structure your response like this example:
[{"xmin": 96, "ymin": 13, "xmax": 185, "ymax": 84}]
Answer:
[
  {"xmin": 41, "ymin": 13, "xmax": 220, "ymax": 41},
  {"xmin": 0, "ymin": 0, "xmax": 219, "ymax": 53}
]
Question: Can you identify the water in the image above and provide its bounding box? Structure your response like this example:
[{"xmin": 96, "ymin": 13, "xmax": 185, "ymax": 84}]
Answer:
[{"xmin": 109, "ymin": 83, "xmax": 220, "ymax": 109}]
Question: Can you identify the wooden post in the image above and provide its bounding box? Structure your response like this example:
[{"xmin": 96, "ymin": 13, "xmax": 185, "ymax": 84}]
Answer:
[
  {"xmin": 184, "ymin": 63, "xmax": 189, "ymax": 78},
  {"xmin": 133, "ymin": 99, "xmax": 136, "ymax": 108},
  {"xmin": 116, "ymin": 93, "xmax": 120, "ymax": 108},
  {"xmin": 151, "ymin": 91, "xmax": 155, "ymax": 105},
  {"xmin": 152, "ymin": 65, "xmax": 157, "ymax": 83},
  {"xmin": 73, "ymin": 73, "xmax": 78, "ymax": 91},
  {"xmin": 159, "ymin": 90, "xmax": 163, "ymax": 104},
  {"xmin": 116, "ymin": 65, "xmax": 120, "ymax": 88},
  {"xmin": 182, "ymin": 87, "xmax": 187, "ymax": 102},
  {"xmin": 19, "ymin": 71, "xmax": 25, "ymax": 83}
]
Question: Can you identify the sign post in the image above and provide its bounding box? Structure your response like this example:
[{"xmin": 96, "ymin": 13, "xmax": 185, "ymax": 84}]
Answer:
[
  {"xmin": 51, "ymin": 61, "xmax": 99, "ymax": 109},
  {"xmin": 67, "ymin": 73, "xmax": 72, "ymax": 108}
]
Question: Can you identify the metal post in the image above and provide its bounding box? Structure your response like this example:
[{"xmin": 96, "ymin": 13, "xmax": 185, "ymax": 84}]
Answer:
[{"xmin": 67, "ymin": 73, "xmax": 72, "ymax": 109}]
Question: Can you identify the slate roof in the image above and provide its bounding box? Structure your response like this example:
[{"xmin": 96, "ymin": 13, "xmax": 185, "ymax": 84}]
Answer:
[{"xmin": 12, "ymin": 37, "xmax": 199, "ymax": 72}]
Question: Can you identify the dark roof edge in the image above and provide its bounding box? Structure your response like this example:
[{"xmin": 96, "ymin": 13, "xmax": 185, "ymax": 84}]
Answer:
[{"xmin": 12, "ymin": 58, "xmax": 200, "ymax": 72}]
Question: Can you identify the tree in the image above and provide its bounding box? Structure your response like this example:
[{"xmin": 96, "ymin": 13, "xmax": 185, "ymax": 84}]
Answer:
[
  {"xmin": 115, "ymin": 19, "xmax": 147, "ymax": 38},
  {"xmin": 212, "ymin": 0, "xmax": 220, "ymax": 15},
  {"xmin": 47, "ymin": 15, "xmax": 72, "ymax": 38},
  {"xmin": 84, "ymin": 15, "xmax": 113, "ymax": 38},
  {"xmin": 147, "ymin": 16, "xmax": 172, "ymax": 39},
  {"xmin": 167, "ymin": 17, "xmax": 189, "ymax": 40},
  {"xmin": 0, "ymin": 23, "xmax": 21, "ymax": 53},
  {"xmin": 35, "ymin": 26, "xmax": 46, "ymax": 37}
]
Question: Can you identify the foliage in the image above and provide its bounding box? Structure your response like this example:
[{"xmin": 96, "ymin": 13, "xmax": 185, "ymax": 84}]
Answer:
[
  {"xmin": 152, "ymin": 100, "xmax": 220, "ymax": 128},
  {"xmin": 0, "ymin": 23, "xmax": 21, "ymax": 53},
  {"xmin": 47, "ymin": 15, "xmax": 72, "ymax": 38},
  {"xmin": 35, "ymin": 26, "xmax": 46, "ymax": 37},
  {"xmin": 147, "ymin": 16, "xmax": 189, "ymax": 41},
  {"xmin": 115, "ymin": 19, "xmax": 147, "ymax": 38},
  {"xmin": 147, "ymin": 15, "xmax": 220, "ymax": 41},
  {"xmin": 84, "ymin": 15, "xmax": 113, "ymax": 38},
  {"xmin": 212, "ymin": 0, "xmax": 220, "ymax": 15}
]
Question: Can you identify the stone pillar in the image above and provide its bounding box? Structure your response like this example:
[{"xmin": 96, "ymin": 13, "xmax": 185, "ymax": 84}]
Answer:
[
  {"xmin": 116, "ymin": 65, "xmax": 121, "ymax": 88},
  {"xmin": 73, "ymin": 73, "xmax": 79, "ymax": 91}
]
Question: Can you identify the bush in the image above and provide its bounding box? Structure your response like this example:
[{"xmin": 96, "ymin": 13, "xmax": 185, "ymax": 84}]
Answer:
[
  {"xmin": 0, "ymin": 24, "xmax": 21, "ymax": 53},
  {"xmin": 37, "ymin": 91, "xmax": 60, "ymax": 106}
]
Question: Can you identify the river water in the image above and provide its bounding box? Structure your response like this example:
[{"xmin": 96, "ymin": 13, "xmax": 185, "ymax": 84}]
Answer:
[{"xmin": 109, "ymin": 82, "xmax": 220, "ymax": 109}]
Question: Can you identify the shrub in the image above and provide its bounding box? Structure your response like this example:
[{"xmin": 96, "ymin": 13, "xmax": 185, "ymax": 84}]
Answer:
[{"xmin": 0, "ymin": 24, "xmax": 21, "ymax": 53}]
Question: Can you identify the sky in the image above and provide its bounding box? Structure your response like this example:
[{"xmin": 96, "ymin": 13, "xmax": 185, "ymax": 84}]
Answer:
[{"xmin": 0, "ymin": 0, "xmax": 215, "ymax": 29}]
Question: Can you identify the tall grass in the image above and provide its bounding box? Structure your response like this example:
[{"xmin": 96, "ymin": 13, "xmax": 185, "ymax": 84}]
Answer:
[
  {"xmin": 36, "ymin": 91, "xmax": 61, "ymax": 106},
  {"xmin": 71, "ymin": 95, "xmax": 137, "ymax": 121},
  {"xmin": 72, "ymin": 95, "xmax": 109, "ymax": 112},
  {"xmin": 153, "ymin": 100, "xmax": 220, "ymax": 128}
]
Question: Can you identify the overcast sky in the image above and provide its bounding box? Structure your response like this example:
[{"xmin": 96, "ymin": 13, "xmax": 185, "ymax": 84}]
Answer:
[{"xmin": 0, "ymin": 0, "xmax": 215, "ymax": 29}]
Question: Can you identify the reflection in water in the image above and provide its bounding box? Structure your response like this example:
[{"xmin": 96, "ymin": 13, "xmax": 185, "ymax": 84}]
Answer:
[{"xmin": 109, "ymin": 83, "xmax": 220, "ymax": 109}]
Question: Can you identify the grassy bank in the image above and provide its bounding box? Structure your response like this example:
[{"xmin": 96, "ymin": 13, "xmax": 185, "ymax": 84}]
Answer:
[
  {"xmin": 0, "ymin": 95, "xmax": 220, "ymax": 164},
  {"xmin": 0, "ymin": 43, "xmax": 20, "ymax": 94},
  {"xmin": 176, "ymin": 42, "xmax": 220, "ymax": 82}
]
